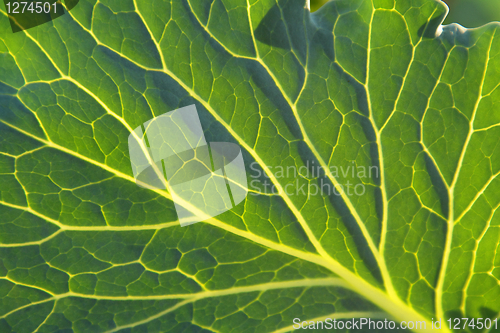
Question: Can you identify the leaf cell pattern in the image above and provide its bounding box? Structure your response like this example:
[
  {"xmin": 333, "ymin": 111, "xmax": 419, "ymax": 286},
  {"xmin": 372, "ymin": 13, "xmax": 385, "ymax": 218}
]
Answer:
[{"xmin": 0, "ymin": 0, "xmax": 500, "ymax": 332}]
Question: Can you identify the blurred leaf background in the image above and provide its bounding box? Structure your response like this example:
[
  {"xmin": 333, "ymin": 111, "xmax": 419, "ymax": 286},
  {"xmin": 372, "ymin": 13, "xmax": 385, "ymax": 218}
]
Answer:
[{"xmin": 310, "ymin": 0, "xmax": 500, "ymax": 28}]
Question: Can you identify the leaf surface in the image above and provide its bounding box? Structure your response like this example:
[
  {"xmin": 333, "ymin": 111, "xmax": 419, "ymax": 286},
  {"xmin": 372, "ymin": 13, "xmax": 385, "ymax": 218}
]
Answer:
[{"xmin": 0, "ymin": 0, "xmax": 499, "ymax": 332}]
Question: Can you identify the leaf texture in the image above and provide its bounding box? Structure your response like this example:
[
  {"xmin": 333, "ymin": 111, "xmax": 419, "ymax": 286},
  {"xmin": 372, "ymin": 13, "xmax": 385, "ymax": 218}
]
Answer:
[{"xmin": 0, "ymin": 0, "xmax": 500, "ymax": 332}]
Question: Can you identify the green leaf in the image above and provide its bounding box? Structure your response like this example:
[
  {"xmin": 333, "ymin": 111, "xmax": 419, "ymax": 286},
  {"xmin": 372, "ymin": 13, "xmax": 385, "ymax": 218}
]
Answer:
[{"xmin": 0, "ymin": 0, "xmax": 499, "ymax": 332}]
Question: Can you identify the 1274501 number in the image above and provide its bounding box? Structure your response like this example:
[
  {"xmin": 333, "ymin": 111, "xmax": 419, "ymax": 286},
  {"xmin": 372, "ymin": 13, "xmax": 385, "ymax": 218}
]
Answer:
[
  {"xmin": 6, "ymin": 2, "xmax": 57, "ymax": 14},
  {"xmin": 447, "ymin": 318, "xmax": 498, "ymax": 330}
]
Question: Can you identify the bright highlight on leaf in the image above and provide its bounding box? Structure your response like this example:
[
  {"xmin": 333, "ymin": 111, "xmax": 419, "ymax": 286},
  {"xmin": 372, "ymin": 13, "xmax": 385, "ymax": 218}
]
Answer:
[{"xmin": 0, "ymin": 0, "xmax": 499, "ymax": 332}]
